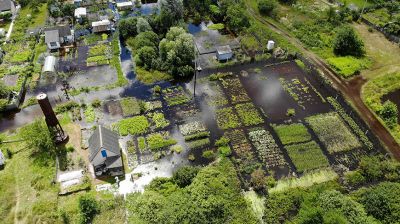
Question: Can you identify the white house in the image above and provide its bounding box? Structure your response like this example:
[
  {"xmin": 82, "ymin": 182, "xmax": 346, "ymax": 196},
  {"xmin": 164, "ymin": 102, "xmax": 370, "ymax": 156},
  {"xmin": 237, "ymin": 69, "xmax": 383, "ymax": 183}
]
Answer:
[
  {"xmin": 92, "ymin": 19, "xmax": 111, "ymax": 33},
  {"xmin": 216, "ymin": 45, "xmax": 233, "ymax": 61},
  {"xmin": 44, "ymin": 26, "xmax": 74, "ymax": 50},
  {"xmin": 116, "ymin": 1, "xmax": 133, "ymax": 11},
  {"xmin": 74, "ymin": 7, "xmax": 86, "ymax": 19}
]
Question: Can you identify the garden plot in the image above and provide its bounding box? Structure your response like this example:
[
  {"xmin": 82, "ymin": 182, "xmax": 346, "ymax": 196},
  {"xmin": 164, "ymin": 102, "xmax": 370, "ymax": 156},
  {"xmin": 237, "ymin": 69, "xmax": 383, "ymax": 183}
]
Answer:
[
  {"xmin": 173, "ymin": 104, "xmax": 201, "ymax": 123},
  {"xmin": 116, "ymin": 110, "xmax": 171, "ymax": 136},
  {"xmin": 221, "ymin": 78, "xmax": 251, "ymax": 104},
  {"xmin": 285, "ymin": 141, "xmax": 329, "ymax": 173},
  {"xmin": 68, "ymin": 65, "xmax": 118, "ymax": 89},
  {"xmin": 225, "ymin": 129, "xmax": 261, "ymax": 180},
  {"xmin": 162, "ymin": 86, "xmax": 191, "ymax": 106},
  {"xmin": 202, "ymin": 82, "xmax": 229, "ymax": 107},
  {"xmin": 273, "ymin": 123, "xmax": 312, "ymax": 145},
  {"xmin": 120, "ymin": 97, "xmax": 141, "ymax": 117},
  {"xmin": 235, "ymin": 103, "xmax": 264, "ymax": 126},
  {"xmin": 126, "ymin": 141, "xmax": 139, "ymax": 170},
  {"xmin": 215, "ymin": 107, "xmax": 241, "ymax": 130},
  {"xmin": 306, "ymin": 113, "xmax": 362, "ymax": 153},
  {"xmin": 279, "ymin": 77, "xmax": 320, "ymax": 110},
  {"xmin": 86, "ymin": 43, "xmax": 112, "ymax": 66},
  {"xmin": 179, "ymin": 121, "xmax": 211, "ymax": 150},
  {"xmin": 248, "ymin": 128, "xmax": 287, "ymax": 169}
]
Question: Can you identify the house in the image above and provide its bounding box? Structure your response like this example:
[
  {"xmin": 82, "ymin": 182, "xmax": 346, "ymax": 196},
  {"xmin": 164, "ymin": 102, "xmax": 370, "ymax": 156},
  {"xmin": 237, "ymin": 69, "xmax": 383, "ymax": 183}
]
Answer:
[
  {"xmin": 74, "ymin": 7, "xmax": 86, "ymax": 19},
  {"xmin": 0, "ymin": 0, "xmax": 15, "ymax": 15},
  {"xmin": 92, "ymin": 19, "xmax": 111, "ymax": 33},
  {"xmin": 88, "ymin": 126, "xmax": 124, "ymax": 176},
  {"xmin": 42, "ymin": 55, "xmax": 57, "ymax": 76},
  {"xmin": 216, "ymin": 45, "xmax": 233, "ymax": 61},
  {"xmin": 117, "ymin": 1, "xmax": 133, "ymax": 11},
  {"xmin": 44, "ymin": 25, "xmax": 74, "ymax": 50}
]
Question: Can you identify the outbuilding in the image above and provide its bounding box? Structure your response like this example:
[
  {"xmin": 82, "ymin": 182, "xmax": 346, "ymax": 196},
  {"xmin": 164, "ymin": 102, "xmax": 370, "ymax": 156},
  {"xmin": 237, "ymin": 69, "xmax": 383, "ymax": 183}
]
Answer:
[
  {"xmin": 0, "ymin": 0, "xmax": 15, "ymax": 15},
  {"xmin": 216, "ymin": 45, "xmax": 233, "ymax": 61},
  {"xmin": 74, "ymin": 7, "xmax": 86, "ymax": 19},
  {"xmin": 44, "ymin": 25, "xmax": 74, "ymax": 50},
  {"xmin": 88, "ymin": 126, "xmax": 124, "ymax": 177},
  {"xmin": 116, "ymin": 1, "xmax": 133, "ymax": 11},
  {"xmin": 92, "ymin": 19, "xmax": 111, "ymax": 33},
  {"xmin": 42, "ymin": 55, "xmax": 57, "ymax": 75}
]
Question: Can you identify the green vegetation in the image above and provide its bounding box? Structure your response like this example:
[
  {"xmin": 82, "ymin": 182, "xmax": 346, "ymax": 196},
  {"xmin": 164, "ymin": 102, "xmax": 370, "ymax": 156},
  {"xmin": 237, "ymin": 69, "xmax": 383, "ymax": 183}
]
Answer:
[
  {"xmin": 333, "ymin": 26, "xmax": 365, "ymax": 57},
  {"xmin": 117, "ymin": 116, "xmax": 149, "ymax": 136},
  {"xmin": 184, "ymin": 131, "xmax": 210, "ymax": 141},
  {"xmin": 148, "ymin": 112, "xmax": 170, "ymax": 129},
  {"xmin": 381, "ymin": 100, "xmax": 398, "ymax": 129},
  {"xmin": 306, "ymin": 113, "xmax": 361, "ymax": 153},
  {"xmin": 187, "ymin": 138, "xmax": 211, "ymax": 149},
  {"xmin": 146, "ymin": 132, "xmax": 177, "ymax": 151},
  {"xmin": 286, "ymin": 141, "xmax": 329, "ymax": 173},
  {"xmin": 84, "ymin": 105, "xmax": 96, "ymax": 123},
  {"xmin": 327, "ymin": 56, "xmax": 371, "ymax": 78},
  {"xmin": 235, "ymin": 103, "xmax": 264, "ymax": 126},
  {"xmin": 136, "ymin": 67, "xmax": 173, "ymax": 85},
  {"xmin": 162, "ymin": 86, "xmax": 191, "ymax": 106},
  {"xmin": 137, "ymin": 137, "xmax": 146, "ymax": 152},
  {"xmin": 207, "ymin": 23, "xmax": 225, "ymax": 30},
  {"xmin": 216, "ymin": 107, "xmax": 242, "ymax": 130},
  {"xmin": 126, "ymin": 159, "xmax": 258, "ymax": 223},
  {"xmin": 120, "ymin": 97, "xmax": 141, "ymax": 117},
  {"xmin": 273, "ymin": 123, "xmax": 312, "ymax": 145}
]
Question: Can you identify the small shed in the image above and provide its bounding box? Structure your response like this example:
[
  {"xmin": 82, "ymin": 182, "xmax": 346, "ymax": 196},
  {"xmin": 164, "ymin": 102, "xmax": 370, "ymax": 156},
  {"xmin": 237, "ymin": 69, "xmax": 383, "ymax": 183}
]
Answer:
[
  {"xmin": 74, "ymin": 7, "xmax": 86, "ymax": 19},
  {"xmin": 216, "ymin": 45, "xmax": 233, "ymax": 61},
  {"xmin": 116, "ymin": 1, "xmax": 133, "ymax": 11},
  {"xmin": 0, "ymin": 28, "xmax": 5, "ymax": 37},
  {"xmin": 92, "ymin": 20, "xmax": 111, "ymax": 33},
  {"xmin": 42, "ymin": 56, "xmax": 57, "ymax": 75},
  {"xmin": 0, "ymin": 150, "xmax": 5, "ymax": 166},
  {"xmin": 267, "ymin": 40, "xmax": 275, "ymax": 51}
]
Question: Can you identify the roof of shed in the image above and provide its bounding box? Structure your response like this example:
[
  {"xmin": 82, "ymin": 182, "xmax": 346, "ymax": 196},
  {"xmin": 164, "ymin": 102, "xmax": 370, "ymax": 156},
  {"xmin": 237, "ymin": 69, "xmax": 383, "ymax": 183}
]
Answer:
[
  {"xmin": 74, "ymin": 7, "xmax": 87, "ymax": 17},
  {"xmin": 43, "ymin": 56, "xmax": 56, "ymax": 73},
  {"xmin": 92, "ymin": 19, "xmax": 111, "ymax": 27},
  {"xmin": 44, "ymin": 30, "xmax": 59, "ymax": 43},
  {"xmin": 0, "ymin": 0, "xmax": 12, "ymax": 12},
  {"xmin": 216, "ymin": 45, "xmax": 232, "ymax": 55},
  {"xmin": 88, "ymin": 126, "xmax": 120, "ymax": 163}
]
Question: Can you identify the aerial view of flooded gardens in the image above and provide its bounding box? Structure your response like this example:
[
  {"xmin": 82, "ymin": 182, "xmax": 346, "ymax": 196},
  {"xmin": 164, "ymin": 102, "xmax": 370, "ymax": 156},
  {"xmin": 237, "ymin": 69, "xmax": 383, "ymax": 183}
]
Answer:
[{"xmin": 1, "ymin": 0, "xmax": 400, "ymax": 223}]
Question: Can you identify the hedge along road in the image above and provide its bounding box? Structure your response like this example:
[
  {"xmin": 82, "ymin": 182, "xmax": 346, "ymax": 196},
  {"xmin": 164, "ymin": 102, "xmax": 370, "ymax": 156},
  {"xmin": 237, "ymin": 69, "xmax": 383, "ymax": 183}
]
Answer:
[{"xmin": 245, "ymin": 3, "xmax": 400, "ymax": 160}]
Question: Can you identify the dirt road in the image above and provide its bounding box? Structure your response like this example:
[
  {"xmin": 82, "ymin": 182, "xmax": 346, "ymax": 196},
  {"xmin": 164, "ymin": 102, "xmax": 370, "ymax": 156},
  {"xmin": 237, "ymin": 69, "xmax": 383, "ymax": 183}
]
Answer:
[{"xmin": 246, "ymin": 5, "xmax": 400, "ymax": 160}]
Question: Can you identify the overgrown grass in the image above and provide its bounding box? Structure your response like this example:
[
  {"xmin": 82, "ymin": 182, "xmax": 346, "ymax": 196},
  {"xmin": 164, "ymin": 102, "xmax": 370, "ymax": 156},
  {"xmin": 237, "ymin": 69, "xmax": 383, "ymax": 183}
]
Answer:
[
  {"xmin": 286, "ymin": 141, "xmax": 329, "ymax": 173},
  {"xmin": 327, "ymin": 56, "xmax": 371, "ymax": 78},
  {"xmin": 273, "ymin": 123, "xmax": 312, "ymax": 145},
  {"xmin": 120, "ymin": 97, "xmax": 141, "ymax": 117},
  {"xmin": 243, "ymin": 190, "xmax": 265, "ymax": 223},
  {"xmin": 269, "ymin": 169, "xmax": 338, "ymax": 194},
  {"xmin": 136, "ymin": 67, "xmax": 173, "ymax": 85}
]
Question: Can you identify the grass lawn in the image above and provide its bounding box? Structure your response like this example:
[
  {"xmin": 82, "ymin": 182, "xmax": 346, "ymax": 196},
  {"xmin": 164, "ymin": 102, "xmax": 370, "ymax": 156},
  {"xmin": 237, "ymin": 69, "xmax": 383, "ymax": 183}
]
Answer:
[
  {"xmin": 273, "ymin": 123, "xmax": 312, "ymax": 145},
  {"xmin": 285, "ymin": 141, "xmax": 329, "ymax": 173},
  {"xmin": 136, "ymin": 67, "xmax": 173, "ymax": 85},
  {"xmin": 19, "ymin": 3, "xmax": 48, "ymax": 28},
  {"xmin": 306, "ymin": 113, "xmax": 361, "ymax": 153}
]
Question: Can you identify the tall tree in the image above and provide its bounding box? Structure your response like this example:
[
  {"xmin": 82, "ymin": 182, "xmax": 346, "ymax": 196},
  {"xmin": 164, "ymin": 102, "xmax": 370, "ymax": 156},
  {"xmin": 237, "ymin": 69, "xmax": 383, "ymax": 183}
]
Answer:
[
  {"xmin": 158, "ymin": 0, "xmax": 184, "ymax": 31},
  {"xmin": 333, "ymin": 26, "xmax": 365, "ymax": 57}
]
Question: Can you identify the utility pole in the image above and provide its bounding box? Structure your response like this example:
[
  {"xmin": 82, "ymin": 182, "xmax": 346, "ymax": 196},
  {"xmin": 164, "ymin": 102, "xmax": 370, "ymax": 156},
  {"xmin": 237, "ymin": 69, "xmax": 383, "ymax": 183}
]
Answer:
[{"xmin": 61, "ymin": 80, "xmax": 71, "ymax": 100}]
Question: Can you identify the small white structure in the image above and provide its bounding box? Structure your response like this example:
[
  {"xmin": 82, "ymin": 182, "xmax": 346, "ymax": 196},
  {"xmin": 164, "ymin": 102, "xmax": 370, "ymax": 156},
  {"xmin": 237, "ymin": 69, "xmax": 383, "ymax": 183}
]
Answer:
[
  {"xmin": 42, "ymin": 55, "xmax": 57, "ymax": 75},
  {"xmin": 116, "ymin": 1, "xmax": 133, "ymax": 11},
  {"xmin": 267, "ymin": 40, "xmax": 275, "ymax": 51},
  {"xmin": 216, "ymin": 45, "xmax": 233, "ymax": 61},
  {"xmin": 92, "ymin": 19, "xmax": 111, "ymax": 33},
  {"xmin": 0, "ymin": 28, "xmax": 5, "ymax": 37},
  {"xmin": 74, "ymin": 7, "xmax": 86, "ymax": 19},
  {"xmin": 0, "ymin": 150, "xmax": 4, "ymax": 166}
]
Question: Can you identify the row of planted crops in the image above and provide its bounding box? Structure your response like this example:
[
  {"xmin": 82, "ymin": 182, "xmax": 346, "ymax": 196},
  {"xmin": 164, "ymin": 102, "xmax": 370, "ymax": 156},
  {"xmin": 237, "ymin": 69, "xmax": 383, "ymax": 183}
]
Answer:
[{"xmin": 110, "ymin": 62, "xmax": 378, "ymax": 186}]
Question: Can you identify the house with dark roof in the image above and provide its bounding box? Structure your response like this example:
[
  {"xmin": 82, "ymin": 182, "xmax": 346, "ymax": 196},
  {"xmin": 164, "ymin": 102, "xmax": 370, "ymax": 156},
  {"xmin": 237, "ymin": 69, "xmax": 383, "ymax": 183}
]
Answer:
[
  {"xmin": 44, "ymin": 25, "xmax": 74, "ymax": 50},
  {"xmin": 88, "ymin": 126, "xmax": 124, "ymax": 177},
  {"xmin": 0, "ymin": 0, "xmax": 15, "ymax": 14}
]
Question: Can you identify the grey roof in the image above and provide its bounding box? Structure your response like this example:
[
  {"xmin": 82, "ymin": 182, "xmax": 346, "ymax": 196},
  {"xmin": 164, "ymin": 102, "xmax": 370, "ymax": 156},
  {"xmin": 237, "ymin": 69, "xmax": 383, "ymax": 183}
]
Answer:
[
  {"xmin": 45, "ymin": 30, "xmax": 59, "ymax": 43},
  {"xmin": 88, "ymin": 126, "xmax": 120, "ymax": 164},
  {"xmin": 0, "ymin": 150, "xmax": 4, "ymax": 165},
  {"xmin": 0, "ymin": 0, "xmax": 12, "ymax": 12},
  {"xmin": 216, "ymin": 45, "xmax": 232, "ymax": 55},
  {"xmin": 58, "ymin": 25, "xmax": 71, "ymax": 37},
  {"xmin": 105, "ymin": 156, "xmax": 122, "ymax": 169}
]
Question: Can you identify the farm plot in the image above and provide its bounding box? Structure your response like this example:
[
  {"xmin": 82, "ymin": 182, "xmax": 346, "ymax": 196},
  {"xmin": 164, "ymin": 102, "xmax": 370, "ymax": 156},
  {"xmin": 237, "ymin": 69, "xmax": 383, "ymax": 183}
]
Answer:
[
  {"xmin": 306, "ymin": 113, "xmax": 362, "ymax": 153},
  {"xmin": 116, "ymin": 116, "xmax": 150, "ymax": 136},
  {"xmin": 203, "ymin": 82, "xmax": 229, "ymax": 107},
  {"xmin": 162, "ymin": 86, "xmax": 191, "ymax": 106},
  {"xmin": 86, "ymin": 43, "xmax": 112, "ymax": 66},
  {"xmin": 179, "ymin": 121, "xmax": 211, "ymax": 149},
  {"xmin": 215, "ymin": 107, "xmax": 241, "ymax": 130},
  {"xmin": 248, "ymin": 128, "xmax": 287, "ymax": 168},
  {"xmin": 120, "ymin": 97, "xmax": 141, "ymax": 117},
  {"xmin": 225, "ymin": 129, "xmax": 261, "ymax": 177},
  {"xmin": 235, "ymin": 103, "xmax": 264, "ymax": 126},
  {"xmin": 273, "ymin": 123, "xmax": 312, "ymax": 145},
  {"xmin": 279, "ymin": 77, "xmax": 318, "ymax": 110},
  {"xmin": 285, "ymin": 141, "xmax": 329, "ymax": 173},
  {"xmin": 133, "ymin": 131, "xmax": 178, "ymax": 163},
  {"xmin": 221, "ymin": 78, "xmax": 251, "ymax": 104}
]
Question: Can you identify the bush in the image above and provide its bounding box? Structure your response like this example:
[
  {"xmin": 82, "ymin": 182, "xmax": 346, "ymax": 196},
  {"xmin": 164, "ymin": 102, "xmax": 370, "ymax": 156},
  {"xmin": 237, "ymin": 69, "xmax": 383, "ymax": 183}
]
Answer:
[
  {"xmin": 218, "ymin": 145, "xmax": 232, "ymax": 157},
  {"xmin": 333, "ymin": 26, "xmax": 365, "ymax": 57},
  {"xmin": 79, "ymin": 194, "xmax": 98, "ymax": 224},
  {"xmin": 344, "ymin": 170, "xmax": 366, "ymax": 187},
  {"xmin": 202, "ymin": 150, "xmax": 215, "ymax": 160},
  {"xmin": 172, "ymin": 166, "xmax": 200, "ymax": 187},
  {"xmin": 258, "ymin": 0, "xmax": 276, "ymax": 16},
  {"xmin": 54, "ymin": 101, "xmax": 79, "ymax": 114},
  {"xmin": 380, "ymin": 100, "xmax": 398, "ymax": 129},
  {"xmin": 91, "ymin": 99, "xmax": 101, "ymax": 108}
]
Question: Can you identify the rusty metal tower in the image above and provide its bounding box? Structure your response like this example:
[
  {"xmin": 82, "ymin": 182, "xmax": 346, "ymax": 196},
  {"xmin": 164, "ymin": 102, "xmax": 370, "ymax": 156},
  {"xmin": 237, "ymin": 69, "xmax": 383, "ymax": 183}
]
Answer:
[{"xmin": 36, "ymin": 93, "xmax": 68, "ymax": 144}]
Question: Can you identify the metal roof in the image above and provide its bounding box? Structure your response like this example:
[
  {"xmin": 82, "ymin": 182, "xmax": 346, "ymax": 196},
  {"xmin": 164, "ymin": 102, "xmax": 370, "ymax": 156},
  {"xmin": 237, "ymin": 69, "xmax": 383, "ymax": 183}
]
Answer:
[
  {"xmin": 0, "ymin": 0, "xmax": 12, "ymax": 12},
  {"xmin": 74, "ymin": 7, "xmax": 87, "ymax": 18},
  {"xmin": 216, "ymin": 45, "xmax": 232, "ymax": 55},
  {"xmin": 44, "ymin": 30, "xmax": 59, "ymax": 43},
  {"xmin": 88, "ymin": 126, "xmax": 120, "ymax": 166},
  {"xmin": 92, "ymin": 19, "xmax": 111, "ymax": 27},
  {"xmin": 43, "ymin": 56, "xmax": 56, "ymax": 73},
  {"xmin": 116, "ymin": 1, "xmax": 133, "ymax": 7}
]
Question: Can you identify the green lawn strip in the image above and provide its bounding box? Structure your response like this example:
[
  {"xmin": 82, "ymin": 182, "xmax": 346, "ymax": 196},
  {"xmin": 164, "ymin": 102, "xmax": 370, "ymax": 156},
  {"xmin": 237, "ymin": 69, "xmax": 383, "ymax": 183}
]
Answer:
[
  {"xmin": 184, "ymin": 131, "xmax": 210, "ymax": 141},
  {"xmin": 120, "ymin": 97, "xmax": 141, "ymax": 116},
  {"xmin": 306, "ymin": 112, "xmax": 361, "ymax": 153},
  {"xmin": 187, "ymin": 138, "xmax": 211, "ymax": 149},
  {"xmin": 136, "ymin": 66, "xmax": 173, "ymax": 85},
  {"xmin": 146, "ymin": 132, "xmax": 177, "ymax": 151},
  {"xmin": 235, "ymin": 103, "xmax": 264, "ymax": 126},
  {"xmin": 273, "ymin": 123, "xmax": 312, "ymax": 145},
  {"xmin": 84, "ymin": 105, "xmax": 96, "ymax": 123},
  {"xmin": 117, "ymin": 116, "xmax": 149, "ymax": 136},
  {"xmin": 216, "ymin": 107, "xmax": 242, "ymax": 130},
  {"xmin": 285, "ymin": 141, "xmax": 329, "ymax": 173}
]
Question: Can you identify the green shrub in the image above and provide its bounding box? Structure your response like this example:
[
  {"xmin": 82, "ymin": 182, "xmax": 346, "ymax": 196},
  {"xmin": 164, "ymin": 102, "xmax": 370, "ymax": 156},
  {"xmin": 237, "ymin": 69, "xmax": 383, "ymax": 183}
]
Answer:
[
  {"xmin": 344, "ymin": 170, "xmax": 366, "ymax": 187},
  {"xmin": 218, "ymin": 145, "xmax": 232, "ymax": 157},
  {"xmin": 79, "ymin": 194, "xmax": 99, "ymax": 224},
  {"xmin": 333, "ymin": 26, "xmax": 365, "ymax": 57},
  {"xmin": 146, "ymin": 132, "xmax": 177, "ymax": 151},
  {"xmin": 184, "ymin": 131, "xmax": 210, "ymax": 141},
  {"xmin": 54, "ymin": 101, "xmax": 80, "ymax": 114},
  {"xmin": 137, "ymin": 137, "xmax": 146, "ymax": 152},
  {"xmin": 187, "ymin": 138, "xmax": 210, "ymax": 149},
  {"xmin": 215, "ymin": 136, "xmax": 230, "ymax": 147},
  {"xmin": 202, "ymin": 150, "xmax": 215, "ymax": 160}
]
